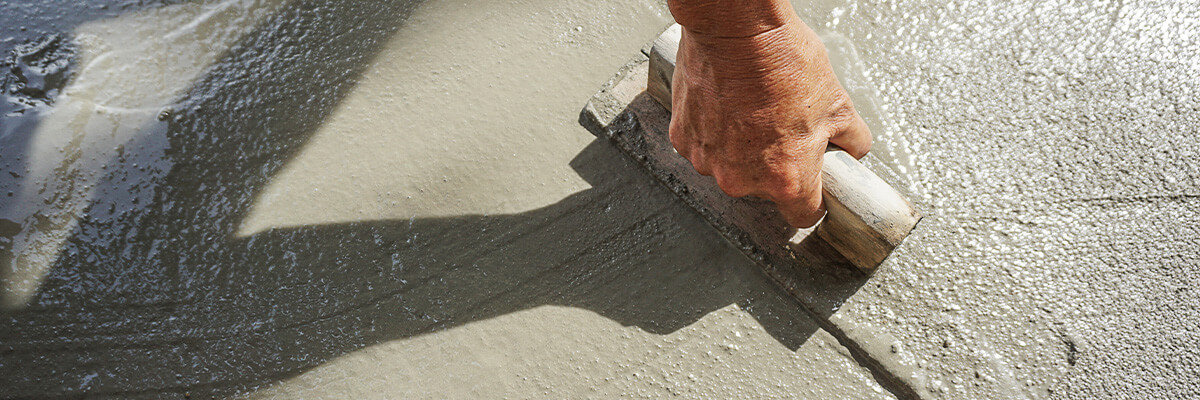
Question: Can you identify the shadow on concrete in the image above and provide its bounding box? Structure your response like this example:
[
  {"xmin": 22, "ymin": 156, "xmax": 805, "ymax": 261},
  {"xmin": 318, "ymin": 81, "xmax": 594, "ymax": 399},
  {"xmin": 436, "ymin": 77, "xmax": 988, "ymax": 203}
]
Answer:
[{"xmin": 0, "ymin": 0, "xmax": 870, "ymax": 398}]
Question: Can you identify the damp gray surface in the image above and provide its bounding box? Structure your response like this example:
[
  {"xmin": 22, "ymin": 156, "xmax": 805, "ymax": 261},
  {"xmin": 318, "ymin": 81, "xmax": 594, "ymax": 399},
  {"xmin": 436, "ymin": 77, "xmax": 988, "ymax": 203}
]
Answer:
[
  {"xmin": 0, "ymin": 0, "xmax": 896, "ymax": 398},
  {"xmin": 1, "ymin": 0, "xmax": 1198, "ymax": 399},
  {"xmin": 804, "ymin": 1, "xmax": 1200, "ymax": 399}
]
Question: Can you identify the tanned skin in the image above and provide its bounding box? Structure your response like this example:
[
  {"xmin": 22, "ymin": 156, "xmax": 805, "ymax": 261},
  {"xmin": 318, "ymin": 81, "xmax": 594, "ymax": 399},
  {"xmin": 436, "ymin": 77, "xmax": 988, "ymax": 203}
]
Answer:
[{"xmin": 666, "ymin": 0, "xmax": 872, "ymax": 228}]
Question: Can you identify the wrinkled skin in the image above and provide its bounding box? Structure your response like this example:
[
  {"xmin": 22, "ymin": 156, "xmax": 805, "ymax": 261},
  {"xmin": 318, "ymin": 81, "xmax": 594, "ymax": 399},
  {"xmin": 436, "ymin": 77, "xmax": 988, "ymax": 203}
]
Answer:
[{"xmin": 667, "ymin": 2, "xmax": 872, "ymax": 228}]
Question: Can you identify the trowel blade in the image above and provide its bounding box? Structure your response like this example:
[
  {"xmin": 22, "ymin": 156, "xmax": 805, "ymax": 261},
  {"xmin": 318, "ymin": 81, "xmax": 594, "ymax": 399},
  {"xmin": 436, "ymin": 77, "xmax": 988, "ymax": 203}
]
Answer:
[{"xmin": 579, "ymin": 27, "xmax": 898, "ymax": 284}]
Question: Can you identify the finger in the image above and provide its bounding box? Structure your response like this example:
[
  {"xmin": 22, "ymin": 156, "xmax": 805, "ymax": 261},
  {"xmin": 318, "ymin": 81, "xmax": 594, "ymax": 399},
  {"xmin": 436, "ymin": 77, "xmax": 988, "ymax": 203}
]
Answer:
[
  {"xmin": 688, "ymin": 147, "xmax": 712, "ymax": 175},
  {"xmin": 777, "ymin": 190, "xmax": 825, "ymax": 228},
  {"xmin": 667, "ymin": 115, "xmax": 690, "ymax": 156},
  {"xmin": 668, "ymin": 117, "xmax": 710, "ymax": 175},
  {"xmin": 827, "ymin": 112, "xmax": 872, "ymax": 159},
  {"xmin": 771, "ymin": 169, "xmax": 826, "ymax": 229},
  {"xmin": 712, "ymin": 167, "xmax": 755, "ymax": 198}
]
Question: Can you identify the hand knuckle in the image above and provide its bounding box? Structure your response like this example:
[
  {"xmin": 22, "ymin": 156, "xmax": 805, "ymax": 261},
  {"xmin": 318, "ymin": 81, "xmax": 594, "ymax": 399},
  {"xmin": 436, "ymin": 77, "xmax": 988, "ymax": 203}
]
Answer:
[
  {"xmin": 823, "ymin": 93, "xmax": 859, "ymax": 133},
  {"xmin": 713, "ymin": 171, "xmax": 750, "ymax": 197},
  {"xmin": 759, "ymin": 171, "xmax": 800, "ymax": 200}
]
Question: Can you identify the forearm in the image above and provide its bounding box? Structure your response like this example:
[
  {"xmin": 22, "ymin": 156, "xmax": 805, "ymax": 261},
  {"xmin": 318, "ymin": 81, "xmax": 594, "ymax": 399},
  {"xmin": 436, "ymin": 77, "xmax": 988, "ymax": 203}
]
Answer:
[{"xmin": 666, "ymin": 0, "xmax": 800, "ymax": 38}]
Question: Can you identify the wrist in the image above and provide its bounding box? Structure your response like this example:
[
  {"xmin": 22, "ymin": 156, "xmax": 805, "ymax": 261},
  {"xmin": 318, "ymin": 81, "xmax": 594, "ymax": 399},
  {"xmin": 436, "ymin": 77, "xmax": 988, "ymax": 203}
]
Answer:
[
  {"xmin": 667, "ymin": 0, "xmax": 799, "ymax": 38},
  {"xmin": 677, "ymin": 14, "xmax": 824, "ymax": 82},
  {"xmin": 674, "ymin": 15, "xmax": 828, "ymax": 107}
]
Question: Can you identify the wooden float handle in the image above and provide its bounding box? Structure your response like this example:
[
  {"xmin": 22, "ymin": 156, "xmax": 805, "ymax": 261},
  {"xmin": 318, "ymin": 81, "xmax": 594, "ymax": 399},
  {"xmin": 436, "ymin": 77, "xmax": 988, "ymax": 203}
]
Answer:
[{"xmin": 647, "ymin": 24, "xmax": 920, "ymax": 272}]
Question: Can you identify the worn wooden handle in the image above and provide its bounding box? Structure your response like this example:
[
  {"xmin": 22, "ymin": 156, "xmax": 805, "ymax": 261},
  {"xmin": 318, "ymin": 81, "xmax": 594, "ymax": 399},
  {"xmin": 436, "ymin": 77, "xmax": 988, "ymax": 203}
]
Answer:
[{"xmin": 647, "ymin": 24, "xmax": 920, "ymax": 271}]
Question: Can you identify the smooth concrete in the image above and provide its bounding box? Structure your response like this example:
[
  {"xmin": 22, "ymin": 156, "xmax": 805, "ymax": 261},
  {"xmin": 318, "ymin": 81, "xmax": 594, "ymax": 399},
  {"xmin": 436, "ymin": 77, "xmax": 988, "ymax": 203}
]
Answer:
[
  {"xmin": 0, "ymin": 0, "xmax": 895, "ymax": 398},
  {"xmin": 1, "ymin": 0, "xmax": 1197, "ymax": 399}
]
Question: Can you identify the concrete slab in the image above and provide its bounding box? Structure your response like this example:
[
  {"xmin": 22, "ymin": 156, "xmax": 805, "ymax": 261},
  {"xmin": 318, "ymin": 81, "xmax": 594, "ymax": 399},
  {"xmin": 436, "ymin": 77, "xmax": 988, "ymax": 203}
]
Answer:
[
  {"xmin": 781, "ymin": 0, "xmax": 1200, "ymax": 399},
  {"xmin": 0, "ymin": 0, "xmax": 897, "ymax": 398},
  {"xmin": 2, "ymin": 0, "xmax": 1197, "ymax": 399}
]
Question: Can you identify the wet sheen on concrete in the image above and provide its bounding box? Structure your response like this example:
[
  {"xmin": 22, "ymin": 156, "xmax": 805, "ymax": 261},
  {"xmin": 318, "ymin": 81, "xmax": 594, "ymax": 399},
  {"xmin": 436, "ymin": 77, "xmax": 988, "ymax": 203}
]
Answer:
[
  {"xmin": 798, "ymin": 0, "xmax": 1200, "ymax": 399},
  {"xmin": 2, "ymin": 0, "xmax": 1199, "ymax": 399},
  {"xmin": 0, "ymin": 0, "xmax": 896, "ymax": 398}
]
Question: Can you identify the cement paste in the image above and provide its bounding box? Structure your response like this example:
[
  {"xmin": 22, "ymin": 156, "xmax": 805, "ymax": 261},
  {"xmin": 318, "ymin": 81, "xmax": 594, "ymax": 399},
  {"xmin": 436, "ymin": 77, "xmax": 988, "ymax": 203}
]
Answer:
[
  {"xmin": 0, "ymin": 0, "xmax": 894, "ymax": 398},
  {"xmin": 1, "ymin": 0, "xmax": 1197, "ymax": 399}
]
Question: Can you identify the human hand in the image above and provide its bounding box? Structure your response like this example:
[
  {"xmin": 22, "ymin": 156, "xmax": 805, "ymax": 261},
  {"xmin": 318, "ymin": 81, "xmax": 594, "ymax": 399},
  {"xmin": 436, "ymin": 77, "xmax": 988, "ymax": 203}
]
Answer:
[{"xmin": 668, "ymin": 7, "xmax": 872, "ymax": 228}]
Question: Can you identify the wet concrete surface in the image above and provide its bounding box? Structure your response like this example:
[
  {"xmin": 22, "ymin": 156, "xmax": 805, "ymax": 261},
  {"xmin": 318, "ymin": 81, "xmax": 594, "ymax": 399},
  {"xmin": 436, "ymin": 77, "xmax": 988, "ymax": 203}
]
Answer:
[
  {"xmin": 801, "ymin": 0, "xmax": 1200, "ymax": 398},
  {"xmin": 0, "ymin": 0, "xmax": 896, "ymax": 398},
  {"xmin": 1, "ymin": 0, "xmax": 1198, "ymax": 399}
]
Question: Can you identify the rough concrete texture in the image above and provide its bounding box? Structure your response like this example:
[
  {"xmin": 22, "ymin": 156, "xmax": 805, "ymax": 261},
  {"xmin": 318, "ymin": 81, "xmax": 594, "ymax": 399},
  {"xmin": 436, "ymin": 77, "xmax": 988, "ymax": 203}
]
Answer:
[
  {"xmin": 0, "ymin": 0, "xmax": 1197, "ymax": 399},
  {"xmin": 792, "ymin": 0, "xmax": 1200, "ymax": 399}
]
